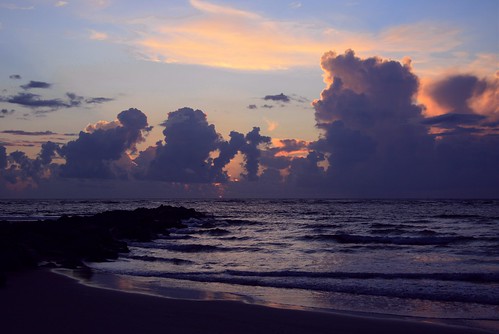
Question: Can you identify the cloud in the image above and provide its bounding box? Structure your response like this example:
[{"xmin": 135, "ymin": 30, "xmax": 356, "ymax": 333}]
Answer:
[
  {"xmin": 310, "ymin": 49, "xmax": 498, "ymax": 197},
  {"xmin": 89, "ymin": 30, "xmax": 109, "ymax": 41},
  {"xmin": 55, "ymin": 1, "xmax": 68, "ymax": 7},
  {"xmin": 0, "ymin": 142, "xmax": 61, "ymax": 191},
  {"xmin": 3, "ymin": 92, "xmax": 68, "ymax": 110},
  {"xmin": 421, "ymin": 113, "xmax": 486, "ymax": 128},
  {"xmin": 146, "ymin": 107, "xmax": 223, "ymax": 182},
  {"xmin": 102, "ymin": 0, "xmax": 464, "ymax": 71},
  {"xmin": 21, "ymin": 81, "xmax": 52, "ymax": 90},
  {"xmin": 261, "ymin": 104, "xmax": 274, "ymax": 109},
  {"xmin": 263, "ymin": 93, "xmax": 290, "ymax": 103},
  {"xmin": 264, "ymin": 118, "xmax": 278, "ymax": 132},
  {"xmin": 378, "ymin": 22, "xmax": 461, "ymax": 54},
  {"xmin": 9, "ymin": 75, "xmax": 21, "ymax": 80},
  {"xmin": 426, "ymin": 74, "xmax": 498, "ymax": 118},
  {"xmin": 289, "ymin": 2, "xmax": 302, "ymax": 9},
  {"xmin": 85, "ymin": 97, "xmax": 114, "ymax": 104},
  {"xmin": 1, "ymin": 130, "xmax": 57, "ymax": 136},
  {"xmin": 59, "ymin": 108, "xmax": 150, "ymax": 178},
  {"xmin": 0, "ymin": 109, "xmax": 15, "ymax": 117},
  {"xmin": 1, "ymin": 89, "xmax": 114, "ymax": 112},
  {"xmin": 240, "ymin": 127, "xmax": 271, "ymax": 181},
  {"xmin": 247, "ymin": 104, "xmax": 257, "ymax": 110},
  {"xmin": 190, "ymin": 0, "xmax": 259, "ymax": 19},
  {"xmin": 0, "ymin": 146, "xmax": 6, "ymax": 169},
  {"xmin": 142, "ymin": 107, "xmax": 273, "ymax": 184}
]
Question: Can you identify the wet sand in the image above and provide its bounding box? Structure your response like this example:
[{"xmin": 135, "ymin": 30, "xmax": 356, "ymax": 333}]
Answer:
[{"xmin": 0, "ymin": 269, "xmax": 492, "ymax": 334}]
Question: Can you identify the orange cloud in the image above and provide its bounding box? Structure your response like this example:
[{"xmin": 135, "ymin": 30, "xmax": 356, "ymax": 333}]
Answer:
[
  {"xmin": 123, "ymin": 0, "xmax": 463, "ymax": 71},
  {"xmin": 264, "ymin": 118, "xmax": 278, "ymax": 132},
  {"xmin": 89, "ymin": 30, "xmax": 109, "ymax": 41}
]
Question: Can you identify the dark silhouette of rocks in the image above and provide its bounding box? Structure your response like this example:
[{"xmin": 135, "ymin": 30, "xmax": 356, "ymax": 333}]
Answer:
[{"xmin": 0, "ymin": 205, "xmax": 204, "ymax": 283}]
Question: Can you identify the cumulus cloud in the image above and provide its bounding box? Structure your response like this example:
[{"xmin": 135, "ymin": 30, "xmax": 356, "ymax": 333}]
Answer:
[
  {"xmin": 311, "ymin": 49, "xmax": 498, "ymax": 197},
  {"xmin": 1, "ymin": 48, "xmax": 497, "ymax": 197},
  {"xmin": 146, "ymin": 107, "xmax": 223, "ymax": 182},
  {"xmin": 59, "ymin": 108, "xmax": 150, "ymax": 178},
  {"xmin": 9, "ymin": 74, "xmax": 21, "ymax": 80},
  {"xmin": 240, "ymin": 127, "xmax": 271, "ymax": 181},
  {"xmin": 247, "ymin": 104, "xmax": 257, "ymax": 110},
  {"xmin": 0, "ymin": 142, "xmax": 61, "ymax": 191}
]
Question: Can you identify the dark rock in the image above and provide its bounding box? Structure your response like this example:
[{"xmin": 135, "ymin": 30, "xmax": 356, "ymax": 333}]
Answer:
[{"xmin": 0, "ymin": 205, "xmax": 204, "ymax": 278}]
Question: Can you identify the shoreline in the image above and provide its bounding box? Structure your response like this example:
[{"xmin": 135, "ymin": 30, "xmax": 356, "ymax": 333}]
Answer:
[{"xmin": 1, "ymin": 268, "xmax": 495, "ymax": 334}]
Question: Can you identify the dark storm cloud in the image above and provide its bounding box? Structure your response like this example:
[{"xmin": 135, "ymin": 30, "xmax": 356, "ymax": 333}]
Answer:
[
  {"xmin": 144, "ymin": 108, "xmax": 273, "ymax": 183},
  {"xmin": 0, "ymin": 140, "xmax": 62, "ymax": 190},
  {"xmin": 39, "ymin": 141, "xmax": 61, "ymax": 165},
  {"xmin": 263, "ymin": 93, "xmax": 290, "ymax": 103},
  {"xmin": 213, "ymin": 128, "xmax": 271, "ymax": 182},
  {"xmin": 287, "ymin": 151, "xmax": 326, "ymax": 187},
  {"xmin": 1, "ymin": 150, "xmax": 42, "ymax": 186},
  {"xmin": 9, "ymin": 75, "xmax": 21, "ymax": 80},
  {"xmin": 312, "ymin": 50, "xmax": 429, "ymax": 194},
  {"xmin": 241, "ymin": 127, "xmax": 271, "ymax": 181},
  {"xmin": 1, "ymin": 130, "xmax": 57, "ymax": 136},
  {"xmin": 21, "ymin": 80, "xmax": 52, "ymax": 90},
  {"xmin": 310, "ymin": 49, "xmax": 498, "ymax": 197},
  {"xmin": 212, "ymin": 130, "xmax": 246, "ymax": 180},
  {"xmin": 260, "ymin": 139, "xmax": 310, "ymax": 170},
  {"xmin": 59, "ymin": 108, "xmax": 150, "ymax": 179},
  {"xmin": 148, "ymin": 107, "xmax": 223, "ymax": 183}
]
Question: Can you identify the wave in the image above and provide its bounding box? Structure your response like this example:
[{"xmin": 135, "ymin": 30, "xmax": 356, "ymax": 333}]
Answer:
[
  {"xmin": 124, "ymin": 255, "xmax": 194, "ymax": 265},
  {"xmin": 196, "ymin": 228, "xmax": 231, "ymax": 236},
  {"xmin": 434, "ymin": 214, "xmax": 484, "ymax": 219},
  {"xmin": 301, "ymin": 233, "xmax": 475, "ymax": 246},
  {"xmin": 223, "ymin": 270, "xmax": 499, "ymax": 283},
  {"xmin": 119, "ymin": 270, "xmax": 499, "ymax": 306},
  {"xmin": 132, "ymin": 241, "xmax": 261, "ymax": 253}
]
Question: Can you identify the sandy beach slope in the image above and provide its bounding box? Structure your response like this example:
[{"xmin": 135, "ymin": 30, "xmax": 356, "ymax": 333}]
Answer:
[{"xmin": 0, "ymin": 269, "xmax": 492, "ymax": 334}]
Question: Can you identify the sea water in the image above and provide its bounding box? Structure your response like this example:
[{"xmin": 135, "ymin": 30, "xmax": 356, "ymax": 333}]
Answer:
[{"xmin": 1, "ymin": 199, "xmax": 498, "ymax": 322}]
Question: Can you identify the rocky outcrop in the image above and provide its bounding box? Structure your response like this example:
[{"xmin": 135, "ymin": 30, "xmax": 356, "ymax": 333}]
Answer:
[{"xmin": 0, "ymin": 205, "xmax": 204, "ymax": 281}]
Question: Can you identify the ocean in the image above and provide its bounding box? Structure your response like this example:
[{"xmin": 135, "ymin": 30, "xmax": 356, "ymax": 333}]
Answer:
[{"xmin": 1, "ymin": 199, "xmax": 498, "ymax": 324}]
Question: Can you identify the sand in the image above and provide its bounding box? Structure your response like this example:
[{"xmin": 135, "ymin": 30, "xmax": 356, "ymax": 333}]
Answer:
[{"xmin": 0, "ymin": 269, "xmax": 493, "ymax": 334}]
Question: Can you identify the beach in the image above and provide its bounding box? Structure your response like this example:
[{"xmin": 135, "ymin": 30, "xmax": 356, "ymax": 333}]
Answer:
[{"xmin": 0, "ymin": 269, "xmax": 492, "ymax": 334}]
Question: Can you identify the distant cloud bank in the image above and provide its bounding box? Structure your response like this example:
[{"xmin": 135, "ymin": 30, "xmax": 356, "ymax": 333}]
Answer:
[{"xmin": 1, "ymin": 50, "xmax": 497, "ymax": 198}]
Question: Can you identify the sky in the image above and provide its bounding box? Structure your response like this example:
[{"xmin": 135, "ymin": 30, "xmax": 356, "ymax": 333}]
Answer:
[{"xmin": 0, "ymin": 0, "xmax": 497, "ymax": 198}]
